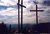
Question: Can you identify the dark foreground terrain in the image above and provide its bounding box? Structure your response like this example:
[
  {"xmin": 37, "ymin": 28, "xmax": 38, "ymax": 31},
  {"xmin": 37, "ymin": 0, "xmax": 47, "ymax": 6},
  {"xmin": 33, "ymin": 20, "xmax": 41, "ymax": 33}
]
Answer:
[{"xmin": 0, "ymin": 22, "xmax": 50, "ymax": 34}]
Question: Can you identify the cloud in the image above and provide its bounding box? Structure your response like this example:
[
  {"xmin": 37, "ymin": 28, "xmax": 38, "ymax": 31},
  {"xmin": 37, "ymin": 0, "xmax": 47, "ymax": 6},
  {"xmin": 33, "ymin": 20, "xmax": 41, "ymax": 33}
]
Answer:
[
  {"xmin": 0, "ymin": 9, "xmax": 17, "ymax": 16},
  {"xmin": 0, "ymin": 0, "xmax": 50, "ymax": 24},
  {"xmin": 1, "ymin": 0, "xmax": 18, "ymax": 5},
  {"xmin": 43, "ymin": 1, "xmax": 50, "ymax": 6},
  {"xmin": 0, "ymin": 14, "xmax": 18, "ymax": 24},
  {"xmin": 4, "ymin": 16, "xmax": 18, "ymax": 24},
  {"xmin": 23, "ymin": 0, "xmax": 50, "ymax": 24}
]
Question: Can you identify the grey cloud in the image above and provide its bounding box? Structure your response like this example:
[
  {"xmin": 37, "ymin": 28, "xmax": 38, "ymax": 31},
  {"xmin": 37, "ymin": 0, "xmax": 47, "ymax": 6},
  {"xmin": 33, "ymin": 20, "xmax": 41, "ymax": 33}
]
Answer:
[
  {"xmin": 43, "ymin": 0, "xmax": 50, "ymax": 6},
  {"xmin": 0, "ymin": 15, "xmax": 18, "ymax": 24},
  {"xmin": 0, "ymin": 5, "xmax": 18, "ymax": 11}
]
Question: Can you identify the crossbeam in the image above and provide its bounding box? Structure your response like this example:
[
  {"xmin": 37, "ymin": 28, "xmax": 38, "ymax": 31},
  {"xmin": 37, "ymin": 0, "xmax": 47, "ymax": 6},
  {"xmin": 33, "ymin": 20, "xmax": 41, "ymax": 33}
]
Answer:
[
  {"xmin": 17, "ymin": 3, "xmax": 26, "ymax": 8},
  {"xmin": 30, "ymin": 10, "xmax": 44, "ymax": 12},
  {"xmin": 30, "ymin": 5, "xmax": 44, "ymax": 24}
]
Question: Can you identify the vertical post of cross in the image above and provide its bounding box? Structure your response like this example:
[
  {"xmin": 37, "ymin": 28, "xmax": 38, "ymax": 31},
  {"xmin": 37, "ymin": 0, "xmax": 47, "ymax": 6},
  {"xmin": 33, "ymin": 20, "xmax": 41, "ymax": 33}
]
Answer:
[
  {"xmin": 36, "ymin": 5, "xmax": 38, "ymax": 24},
  {"xmin": 21, "ymin": 0, "xmax": 23, "ymax": 32},
  {"xmin": 18, "ymin": 0, "xmax": 20, "ymax": 33}
]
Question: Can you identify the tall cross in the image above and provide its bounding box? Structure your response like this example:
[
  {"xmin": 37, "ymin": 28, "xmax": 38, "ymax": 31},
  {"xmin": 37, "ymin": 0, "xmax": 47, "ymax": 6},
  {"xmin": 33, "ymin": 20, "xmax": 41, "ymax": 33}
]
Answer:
[
  {"xmin": 30, "ymin": 5, "xmax": 44, "ymax": 24},
  {"xmin": 17, "ymin": 0, "xmax": 26, "ymax": 33}
]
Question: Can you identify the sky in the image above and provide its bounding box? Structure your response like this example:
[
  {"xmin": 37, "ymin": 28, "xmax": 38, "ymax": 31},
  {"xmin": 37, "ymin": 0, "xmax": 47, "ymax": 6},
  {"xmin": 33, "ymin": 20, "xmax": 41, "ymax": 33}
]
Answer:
[{"xmin": 0, "ymin": 0, "xmax": 50, "ymax": 24}]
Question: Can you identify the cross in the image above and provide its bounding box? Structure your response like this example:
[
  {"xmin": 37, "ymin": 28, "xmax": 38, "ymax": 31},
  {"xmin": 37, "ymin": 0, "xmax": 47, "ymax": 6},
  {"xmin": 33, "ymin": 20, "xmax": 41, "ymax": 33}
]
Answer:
[
  {"xmin": 30, "ymin": 5, "xmax": 44, "ymax": 24},
  {"xmin": 17, "ymin": 0, "xmax": 26, "ymax": 33}
]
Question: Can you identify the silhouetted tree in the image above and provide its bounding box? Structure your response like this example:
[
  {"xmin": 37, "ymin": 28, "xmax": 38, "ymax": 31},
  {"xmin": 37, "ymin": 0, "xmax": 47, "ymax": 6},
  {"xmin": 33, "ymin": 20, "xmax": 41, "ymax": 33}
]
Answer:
[
  {"xmin": 9, "ymin": 24, "xmax": 11, "ymax": 34},
  {"xmin": 0, "ymin": 21, "xmax": 7, "ymax": 34}
]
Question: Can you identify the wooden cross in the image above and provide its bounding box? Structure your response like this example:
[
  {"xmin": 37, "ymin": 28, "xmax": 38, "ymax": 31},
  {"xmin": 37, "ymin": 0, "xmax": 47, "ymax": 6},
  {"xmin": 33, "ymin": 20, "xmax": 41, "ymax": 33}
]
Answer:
[
  {"xmin": 17, "ymin": 0, "xmax": 26, "ymax": 33},
  {"xmin": 30, "ymin": 5, "xmax": 44, "ymax": 24}
]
